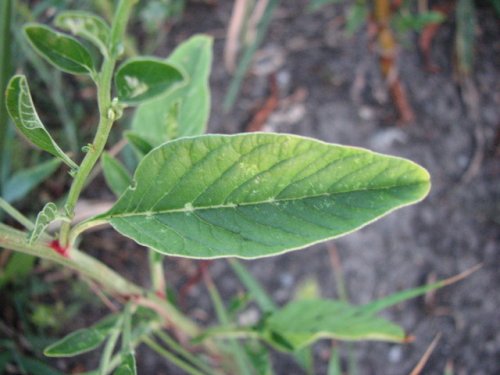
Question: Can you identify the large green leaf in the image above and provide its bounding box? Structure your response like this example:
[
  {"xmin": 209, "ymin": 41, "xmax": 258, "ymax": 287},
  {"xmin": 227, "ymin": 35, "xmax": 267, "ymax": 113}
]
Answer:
[
  {"xmin": 115, "ymin": 58, "xmax": 184, "ymax": 105},
  {"xmin": 5, "ymin": 75, "xmax": 77, "ymax": 169},
  {"xmin": 131, "ymin": 35, "xmax": 213, "ymax": 145},
  {"xmin": 97, "ymin": 133, "xmax": 430, "ymax": 259},
  {"xmin": 262, "ymin": 299, "xmax": 406, "ymax": 351},
  {"xmin": 24, "ymin": 24, "xmax": 95, "ymax": 75},
  {"xmin": 54, "ymin": 11, "xmax": 110, "ymax": 57}
]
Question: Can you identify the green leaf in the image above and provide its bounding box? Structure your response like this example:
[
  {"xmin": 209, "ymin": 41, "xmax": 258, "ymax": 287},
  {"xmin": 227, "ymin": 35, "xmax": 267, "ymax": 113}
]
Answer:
[
  {"xmin": 101, "ymin": 153, "xmax": 132, "ymax": 197},
  {"xmin": 29, "ymin": 202, "xmax": 65, "ymax": 244},
  {"xmin": 327, "ymin": 347, "xmax": 341, "ymax": 375},
  {"xmin": 24, "ymin": 24, "xmax": 95, "ymax": 74},
  {"xmin": 115, "ymin": 58, "xmax": 184, "ymax": 105},
  {"xmin": 54, "ymin": 11, "xmax": 110, "ymax": 57},
  {"xmin": 124, "ymin": 131, "xmax": 154, "ymax": 158},
  {"xmin": 131, "ymin": 35, "xmax": 213, "ymax": 145},
  {"xmin": 98, "ymin": 133, "xmax": 430, "ymax": 259},
  {"xmin": 114, "ymin": 352, "xmax": 137, "ymax": 375},
  {"xmin": 455, "ymin": 0, "xmax": 476, "ymax": 76},
  {"xmin": 5, "ymin": 75, "xmax": 78, "ymax": 169},
  {"xmin": 0, "ymin": 253, "xmax": 35, "ymax": 289},
  {"xmin": 3, "ymin": 158, "xmax": 61, "ymax": 203},
  {"xmin": 262, "ymin": 299, "xmax": 407, "ymax": 351},
  {"xmin": 44, "ymin": 314, "xmax": 119, "ymax": 357},
  {"xmin": 346, "ymin": 2, "xmax": 369, "ymax": 36}
]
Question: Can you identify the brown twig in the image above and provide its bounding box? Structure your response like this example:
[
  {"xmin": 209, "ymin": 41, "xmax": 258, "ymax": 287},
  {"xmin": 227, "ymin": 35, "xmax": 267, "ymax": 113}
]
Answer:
[{"xmin": 409, "ymin": 333, "xmax": 442, "ymax": 375}]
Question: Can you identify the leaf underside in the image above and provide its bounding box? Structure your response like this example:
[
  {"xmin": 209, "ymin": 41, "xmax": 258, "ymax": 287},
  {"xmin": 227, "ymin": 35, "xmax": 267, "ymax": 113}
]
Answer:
[{"xmin": 98, "ymin": 133, "xmax": 430, "ymax": 259}]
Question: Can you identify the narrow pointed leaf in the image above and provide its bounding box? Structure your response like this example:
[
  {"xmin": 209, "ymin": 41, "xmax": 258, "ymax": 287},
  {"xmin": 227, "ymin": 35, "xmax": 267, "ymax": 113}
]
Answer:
[
  {"xmin": 24, "ymin": 24, "xmax": 95, "ymax": 74},
  {"xmin": 54, "ymin": 11, "xmax": 110, "ymax": 57},
  {"xmin": 44, "ymin": 314, "xmax": 119, "ymax": 357},
  {"xmin": 5, "ymin": 75, "xmax": 77, "ymax": 169},
  {"xmin": 102, "ymin": 153, "xmax": 132, "ymax": 197},
  {"xmin": 3, "ymin": 158, "xmax": 61, "ymax": 203},
  {"xmin": 124, "ymin": 131, "xmax": 153, "ymax": 157},
  {"xmin": 131, "ymin": 35, "xmax": 213, "ymax": 145},
  {"xmin": 97, "ymin": 133, "xmax": 430, "ymax": 259},
  {"xmin": 262, "ymin": 299, "xmax": 407, "ymax": 351},
  {"xmin": 115, "ymin": 58, "xmax": 184, "ymax": 105}
]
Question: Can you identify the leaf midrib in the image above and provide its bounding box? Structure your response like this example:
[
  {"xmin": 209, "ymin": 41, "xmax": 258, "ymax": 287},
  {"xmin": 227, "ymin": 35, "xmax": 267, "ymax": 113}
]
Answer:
[{"xmin": 104, "ymin": 180, "xmax": 428, "ymax": 220}]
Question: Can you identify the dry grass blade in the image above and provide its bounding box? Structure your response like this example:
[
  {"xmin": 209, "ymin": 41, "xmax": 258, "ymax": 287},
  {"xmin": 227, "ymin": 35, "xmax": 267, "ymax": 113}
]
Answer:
[
  {"xmin": 225, "ymin": 0, "xmax": 248, "ymax": 72},
  {"xmin": 409, "ymin": 333, "xmax": 442, "ymax": 375}
]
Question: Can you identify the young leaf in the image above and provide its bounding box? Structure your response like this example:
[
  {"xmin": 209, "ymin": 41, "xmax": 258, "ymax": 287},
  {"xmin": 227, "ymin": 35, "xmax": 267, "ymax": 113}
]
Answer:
[
  {"xmin": 114, "ymin": 58, "xmax": 184, "ymax": 105},
  {"xmin": 124, "ymin": 131, "xmax": 154, "ymax": 158},
  {"xmin": 101, "ymin": 153, "xmax": 132, "ymax": 197},
  {"xmin": 2, "ymin": 158, "xmax": 61, "ymax": 203},
  {"xmin": 262, "ymin": 299, "xmax": 407, "ymax": 351},
  {"xmin": 44, "ymin": 314, "xmax": 119, "ymax": 357},
  {"xmin": 29, "ymin": 202, "xmax": 62, "ymax": 244},
  {"xmin": 5, "ymin": 75, "xmax": 78, "ymax": 169},
  {"xmin": 131, "ymin": 35, "xmax": 213, "ymax": 145},
  {"xmin": 54, "ymin": 11, "xmax": 110, "ymax": 57},
  {"xmin": 97, "ymin": 133, "xmax": 430, "ymax": 259},
  {"xmin": 114, "ymin": 352, "xmax": 137, "ymax": 375},
  {"xmin": 24, "ymin": 24, "xmax": 95, "ymax": 75}
]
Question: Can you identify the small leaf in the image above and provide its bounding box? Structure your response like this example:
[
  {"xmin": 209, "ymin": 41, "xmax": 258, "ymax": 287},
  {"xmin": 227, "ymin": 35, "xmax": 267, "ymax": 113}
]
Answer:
[
  {"xmin": 101, "ymin": 153, "xmax": 132, "ymax": 197},
  {"xmin": 346, "ymin": 2, "xmax": 369, "ymax": 36},
  {"xmin": 97, "ymin": 133, "xmax": 430, "ymax": 259},
  {"xmin": 114, "ymin": 352, "xmax": 137, "ymax": 375},
  {"xmin": 3, "ymin": 158, "xmax": 61, "ymax": 203},
  {"xmin": 54, "ymin": 11, "xmax": 110, "ymax": 57},
  {"xmin": 44, "ymin": 314, "xmax": 119, "ymax": 357},
  {"xmin": 29, "ymin": 202, "xmax": 64, "ymax": 244},
  {"xmin": 24, "ymin": 24, "xmax": 95, "ymax": 74},
  {"xmin": 5, "ymin": 75, "xmax": 78, "ymax": 169},
  {"xmin": 124, "ymin": 131, "xmax": 154, "ymax": 158},
  {"xmin": 131, "ymin": 35, "xmax": 213, "ymax": 145},
  {"xmin": 262, "ymin": 299, "xmax": 407, "ymax": 351},
  {"xmin": 115, "ymin": 58, "xmax": 184, "ymax": 105}
]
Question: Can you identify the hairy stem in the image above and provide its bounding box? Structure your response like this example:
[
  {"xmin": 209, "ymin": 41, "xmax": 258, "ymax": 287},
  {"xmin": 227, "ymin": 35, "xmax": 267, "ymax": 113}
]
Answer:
[
  {"xmin": 59, "ymin": 0, "xmax": 136, "ymax": 247},
  {"xmin": 0, "ymin": 224, "xmax": 199, "ymax": 337}
]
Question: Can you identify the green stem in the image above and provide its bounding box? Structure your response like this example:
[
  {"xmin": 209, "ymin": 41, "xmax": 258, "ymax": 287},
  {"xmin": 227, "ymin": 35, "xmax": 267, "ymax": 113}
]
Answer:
[
  {"xmin": 143, "ymin": 337, "xmax": 206, "ymax": 375},
  {"xmin": 0, "ymin": 198, "xmax": 34, "ymax": 230},
  {"xmin": 0, "ymin": 225, "xmax": 199, "ymax": 337},
  {"xmin": 148, "ymin": 249, "xmax": 166, "ymax": 295},
  {"xmin": 99, "ymin": 315, "xmax": 124, "ymax": 375},
  {"xmin": 0, "ymin": 0, "xmax": 12, "ymax": 189},
  {"xmin": 155, "ymin": 330, "xmax": 217, "ymax": 375},
  {"xmin": 59, "ymin": 0, "xmax": 136, "ymax": 247}
]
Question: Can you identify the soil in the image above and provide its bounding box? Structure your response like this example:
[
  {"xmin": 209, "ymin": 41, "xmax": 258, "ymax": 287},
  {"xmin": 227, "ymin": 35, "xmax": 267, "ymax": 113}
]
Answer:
[{"xmin": 11, "ymin": 0, "xmax": 499, "ymax": 374}]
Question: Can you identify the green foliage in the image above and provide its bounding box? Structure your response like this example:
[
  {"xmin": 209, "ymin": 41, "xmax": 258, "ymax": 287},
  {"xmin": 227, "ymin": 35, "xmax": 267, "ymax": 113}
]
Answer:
[
  {"xmin": 29, "ymin": 202, "xmax": 62, "ymax": 244},
  {"xmin": 1, "ymin": 1, "xmax": 475, "ymax": 374},
  {"xmin": 5, "ymin": 75, "xmax": 77, "ymax": 169},
  {"xmin": 54, "ymin": 11, "xmax": 111, "ymax": 57},
  {"xmin": 2, "ymin": 158, "xmax": 61, "ymax": 203},
  {"xmin": 131, "ymin": 35, "xmax": 213, "ymax": 145},
  {"xmin": 98, "ymin": 133, "xmax": 429, "ymax": 259},
  {"xmin": 262, "ymin": 299, "xmax": 406, "ymax": 351},
  {"xmin": 44, "ymin": 314, "xmax": 120, "ymax": 357},
  {"xmin": 101, "ymin": 152, "xmax": 132, "ymax": 197},
  {"xmin": 24, "ymin": 24, "xmax": 95, "ymax": 75},
  {"xmin": 115, "ymin": 58, "xmax": 184, "ymax": 104}
]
